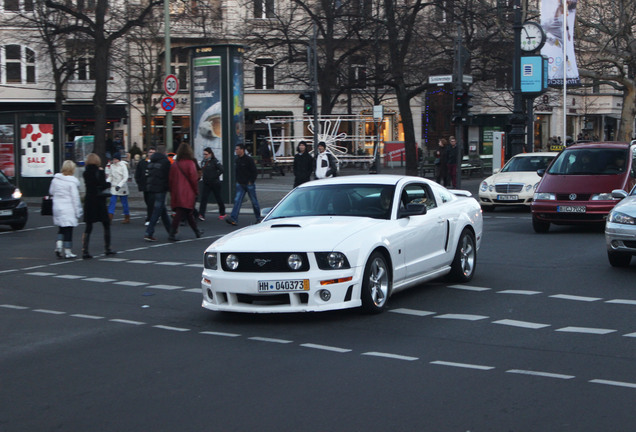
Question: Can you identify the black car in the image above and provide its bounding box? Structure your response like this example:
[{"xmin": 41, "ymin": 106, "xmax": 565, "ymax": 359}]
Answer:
[{"xmin": 0, "ymin": 170, "xmax": 28, "ymax": 230}]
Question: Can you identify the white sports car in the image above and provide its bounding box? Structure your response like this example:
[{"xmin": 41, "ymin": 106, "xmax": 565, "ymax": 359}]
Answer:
[
  {"xmin": 479, "ymin": 152, "xmax": 557, "ymax": 210},
  {"xmin": 201, "ymin": 175, "xmax": 483, "ymax": 313}
]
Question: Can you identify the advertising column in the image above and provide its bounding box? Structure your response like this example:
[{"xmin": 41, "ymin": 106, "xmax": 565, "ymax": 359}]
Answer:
[{"xmin": 191, "ymin": 45, "xmax": 245, "ymax": 204}]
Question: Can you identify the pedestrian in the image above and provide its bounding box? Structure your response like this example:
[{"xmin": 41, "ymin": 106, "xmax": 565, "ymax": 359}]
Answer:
[
  {"xmin": 144, "ymin": 145, "xmax": 172, "ymax": 242},
  {"xmin": 168, "ymin": 143, "xmax": 204, "ymax": 241},
  {"xmin": 108, "ymin": 152, "xmax": 130, "ymax": 224},
  {"xmin": 435, "ymin": 138, "xmax": 449, "ymax": 185},
  {"xmin": 314, "ymin": 141, "xmax": 338, "ymax": 179},
  {"xmin": 82, "ymin": 153, "xmax": 116, "ymax": 259},
  {"xmin": 224, "ymin": 143, "xmax": 261, "ymax": 226},
  {"xmin": 135, "ymin": 146, "xmax": 155, "ymax": 226},
  {"xmin": 198, "ymin": 146, "xmax": 226, "ymax": 221},
  {"xmin": 293, "ymin": 140, "xmax": 313, "ymax": 187},
  {"xmin": 49, "ymin": 160, "xmax": 83, "ymax": 259},
  {"xmin": 447, "ymin": 136, "xmax": 458, "ymax": 188}
]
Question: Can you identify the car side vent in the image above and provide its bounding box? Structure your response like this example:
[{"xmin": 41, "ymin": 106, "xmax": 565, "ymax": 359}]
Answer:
[{"xmin": 271, "ymin": 224, "xmax": 301, "ymax": 228}]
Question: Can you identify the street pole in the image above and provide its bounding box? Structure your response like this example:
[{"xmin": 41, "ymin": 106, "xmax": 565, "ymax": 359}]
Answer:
[
  {"xmin": 453, "ymin": 23, "xmax": 464, "ymax": 189},
  {"xmin": 509, "ymin": 0, "xmax": 526, "ymax": 158},
  {"xmin": 311, "ymin": 22, "xmax": 320, "ymax": 154},
  {"xmin": 164, "ymin": 0, "xmax": 173, "ymax": 152}
]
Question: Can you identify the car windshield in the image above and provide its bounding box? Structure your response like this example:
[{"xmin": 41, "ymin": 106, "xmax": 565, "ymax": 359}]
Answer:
[
  {"xmin": 0, "ymin": 171, "xmax": 10, "ymax": 185},
  {"xmin": 266, "ymin": 184, "xmax": 396, "ymax": 220},
  {"xmin": 501, "ymin": 155, "xmax": 555, "ymax": 172},
  {"xmin": 548, "ymin": 148, "xmax": 629, "ymax": 175}
]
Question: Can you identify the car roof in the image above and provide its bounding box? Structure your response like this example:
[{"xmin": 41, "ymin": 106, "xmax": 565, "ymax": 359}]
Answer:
[
  {"xmin": 511, "ymin": 152, "xmax": 558, "ymax": 157},
  {"xmin": 566, "ymin": 141, "xmax": 631, "ymax": 150},
  {"xmin": 297, "ymin": 174, "xmax": 426, "ymax": 187}
]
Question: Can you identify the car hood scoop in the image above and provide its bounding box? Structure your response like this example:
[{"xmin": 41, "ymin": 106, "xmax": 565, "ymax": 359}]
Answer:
[{"xmin": 270, "ymin": 223, "xmax": 302, "ymax": 228}]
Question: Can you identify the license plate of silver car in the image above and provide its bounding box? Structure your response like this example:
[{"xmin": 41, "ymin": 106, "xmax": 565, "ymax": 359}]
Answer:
[{"xmin": 557, "ymin": 205, "xmax": 586, "ymax": 213}]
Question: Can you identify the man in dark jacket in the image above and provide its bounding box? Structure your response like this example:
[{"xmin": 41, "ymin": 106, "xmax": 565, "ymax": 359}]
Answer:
[
  {"xmin": 144, "ymin": 145, "xmax": 172, "ymax": 241},
  {"xmin": 225, "ymin": 143, "xmax": 260, "ymax": 226},
  {"xmin": 293, "ymin": 141, "xmax": 313, "ymax": 187},
  {"xmin": 134, "ymin": 146, "xmax": 155, "ymax": 225}
]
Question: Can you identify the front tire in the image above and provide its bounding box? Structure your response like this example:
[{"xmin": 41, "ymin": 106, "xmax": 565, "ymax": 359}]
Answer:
[
  {"xmin": 361, "ymin": 251, "xmax": 391, "ymax": 314},
  {"xmin": 448, "ymin": 229, "xmax": 477, "ymax": 283},
  {"xmin": 608, "ymin": 251, "xmax": 631, "ymax": 267}
]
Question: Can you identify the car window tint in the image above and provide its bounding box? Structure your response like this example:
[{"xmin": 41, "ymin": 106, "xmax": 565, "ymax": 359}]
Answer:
[
  {"xmin": 400, "ymin": 184, "xmax": 437, "ymax": 211},
  {"xmin": 548, "ymin": 148, "xmax": 629, "ymax": 175}
]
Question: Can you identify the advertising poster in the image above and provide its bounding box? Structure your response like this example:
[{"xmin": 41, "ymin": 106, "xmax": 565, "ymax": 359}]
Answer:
[
  {"xmin": 20, "ymin": 123, "xmax": 54, "ymax": 177},
  {"xmin": 541, "ymin": 0, "xmax": 581, "ymax": 86},
  {"xmin": 192, "ymin": 56, "xmax": 222, "ymax": 161},
  {"xmin": 0, "ymin": 124, "xmax": 14, "ymax": 176},
  {"xmin": 232, "ymin": 55, "xmax": 245, "ymax": 151}
]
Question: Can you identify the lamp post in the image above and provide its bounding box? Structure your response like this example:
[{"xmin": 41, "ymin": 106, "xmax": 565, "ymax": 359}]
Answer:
[
  {"xmin": 509, "ymin": 0, "xmax": 526, "ymax": 158},
  {"xmin": 164, "ymin": 0, "xmax": 172, "ymax": 151}
]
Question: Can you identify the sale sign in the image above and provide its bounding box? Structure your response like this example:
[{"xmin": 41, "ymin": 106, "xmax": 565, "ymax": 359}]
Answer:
[{"xmin": 20, "ymin": 123, "xmax": 54, "ymax": 177}]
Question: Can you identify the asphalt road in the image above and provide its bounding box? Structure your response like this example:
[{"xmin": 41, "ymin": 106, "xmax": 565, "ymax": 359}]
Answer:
[{"xmin": 2, "ymin": 175, "xmax": 636, "ymax": 431}]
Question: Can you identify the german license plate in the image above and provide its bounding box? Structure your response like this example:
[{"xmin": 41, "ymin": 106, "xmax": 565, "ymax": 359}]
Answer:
[
  {"xmin": 0, "ymin": 209, "xmax": 11, "ymax": 216},
  {"xmin": 557, "ymin": 205, "xmax": 586, "ymax": 213},
  {"xmin": 258, "ymin": 279, "xmax": 309, "ymax": 292},
  {"xmin": 497, "ymin": 195, "xmax": 518, "ymax": 201}
]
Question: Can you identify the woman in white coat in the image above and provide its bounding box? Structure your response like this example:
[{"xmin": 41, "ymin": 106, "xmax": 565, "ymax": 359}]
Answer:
[
  {"xmin": 107, "ymin": 152, "xmax": 130, "ymax": 223},
  {"xmin": 49, "ymin": 160, "xmax": 83, "ymax": 258}
]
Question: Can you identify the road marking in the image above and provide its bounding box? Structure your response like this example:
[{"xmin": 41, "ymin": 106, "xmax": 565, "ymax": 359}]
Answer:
[
  {"xmin": 82, "ymin": 277, "xmax": 117, "ymax": 283},
  {"xmin": 114, "ymin": 281, "xmax": 149, "ymax": 287},
  {"xmin": 32, "ymin": 309, "xmax": 65, "ymax": 315},
  {"xmin": 100, "ymin": 258, "xmax": 127, "ymax": 262},
  {"xmin": 249, "ymin": 336, "xmax": 293, "ymax": 344},
  {"xmin": 110, "ymin": 319, "xmax": 145, "ymax": 325},
  {"xmin": 155, "ymin": 261, "xmax": 185, "ymax": 266},
  {"xmin": 622, "ymin": 332, "xmax": 636, "ymax": 338},
  {"xmin": 55, "ymin": 274, "xmax": 85, "ymax": 279},
  {"xmin": 200, "ymin": 331, "xmax": 241, "ymax": 337},
  {"xmin": 301, "ymin": 343, "xmax": 352, "ymax": 353},
  {"xmin": 492, "ymin": 319, "xmax": 550, "ymax": 329},
  {"xmin": 182, "ymin": 288, "xmax": 201, "ymax": 293},
  {"xmin": 497, "ymin": 290, "xmax": 542, "ymax": 295},
  {"xmin": 606, "ymin": 299, "xmax": 636, "ymax": 306},
  {"xmin": 153, "ymin": 325, "xmax": 190, "ymax": 332},
  {"xmin": 27, "ymin": 272, "xmax": 56, "ymax": 276},
  {"xmin": 128, "ymin": 260, "xmax": 156, "ymax": 264},
  {"xmin": 590, "ymin": 379, "xmax": 636, "ymax": 389},
  {"xmin": 556, "ymin": 326, "xmax": 616, "ymax": 335},
  {"xmin": 447, "ymin": 285, "xmax": 491, "ymax": 292},
  {"xmin": 362, "ymin": 352, "xmax": 419, "ymax": 361},
  {"xmin": 185, "ymin": 264, "xmax": 203, "ymax": 268},
  {"xmin": 434, "ymin": 314, "xmax": 489, "ymax": 321},
  {"xmin": 507, "ymin": 369, "xmax": 575, "ymax": 380},
  {"xmin": 0, "ymin": 269, "xmax": 18, "ymax": 274},
  {"xmin": 1, "ymin": 304, "xmax": 29, "ymax": 310},
  {"xmin": 147, "ymin": 284, "xmax": 183, "ymax": 290},
  {"xmin": 71, "ymin": 314, "xmax": 104, "ymax": 320},
  {"xmin": 550, "ymin": 294, "xmax": 602, "ymax": 302},
  {"xmin": 430, "ymin": 360, "xmax": 495, "ymax": 370},
  {"xmin": 390, "ymin": 308, "xmax": 436, "ymax": 317}
]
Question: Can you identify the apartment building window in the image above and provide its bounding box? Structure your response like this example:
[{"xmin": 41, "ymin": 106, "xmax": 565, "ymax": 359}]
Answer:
[
  {"xmin": 254, "ymin": 59, "xmax": 274, "ymax": 89},
  {"xmin": 3, "ymin": 45, "xmax": 36, "ymax": 84},
  {"xmin": 350, "ymin": 59, "xmax": 367, "ymax": 89},
  {"xmin": 2, "ymin": 0, "xmax": 33, "ymax": 12},
  {"xmin": 171, "ymin": 50, "xmax": 189, "ymax": 92},
  {"xmin": 66, "ymin": 0, "xmax": 95, "ymax": 11},
  {"xmin": 435, "ymin": 0, "xmax": 454, "ymax": 23},
  {"xmin": 75, "ymin": 56, "xmax": 96, "ymax": 81},
  {"xmin": 254, "ymin": 0, "xmax": 274, "ymax": 18}
]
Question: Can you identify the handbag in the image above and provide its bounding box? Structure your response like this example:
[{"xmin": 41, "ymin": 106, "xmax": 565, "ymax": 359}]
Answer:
[
  {"xmin": 41, "ymin": 196, "xmax": 53, "ymax": 216},
  {"xmin": 95, "ymin": 169, "xmax": 111, "ymax": 197}
]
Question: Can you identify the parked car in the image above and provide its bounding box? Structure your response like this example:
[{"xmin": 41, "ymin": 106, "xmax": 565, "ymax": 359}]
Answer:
[
  {"xmin": 0, "ymin": 170, "xmax": 28, "ymax": 230},
  {"xmin": 201, "ymin": 175, "xmax": 483, "ymax": 314},
  {"xmin": 605, "ymin": 186, "xmax": 636, "ymax": 267},
  {"xmin": 531, "ymin": 141, "xmax": 636, "ymax": 233},
  {"xmin": 479, "ymin": 152, "xmax": 557, "ymax": 211}
]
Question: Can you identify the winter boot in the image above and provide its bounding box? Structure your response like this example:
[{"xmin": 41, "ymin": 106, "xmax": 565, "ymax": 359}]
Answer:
[
  {"xmin": 121, "ymin": 214, "xmax": 130, "ymax": 224},
  {"xmin": 63, "ymin": 241, "xmax": 77, "ymax": 259},
  {"xmin": 54, "ymin": 240, "xmax": 63, "ymax": 258},
  {"xmin": 104, "ymin": 228, "xmax": 116, "ymax": 255},
  {"xmin": 82, "ymin": 233, "xmax": 92, "ymax": 259}
]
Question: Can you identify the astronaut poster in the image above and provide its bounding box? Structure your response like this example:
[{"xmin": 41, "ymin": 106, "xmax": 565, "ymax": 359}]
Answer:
[
  {"xmin": 541, "ymin": 0, "xmax": 581, "ymax": 87},
  {"xmin": 192, "ymin": 55, "xmax": 222, "ymax": 161},
  {"xmin": 20, "ymin": 123, "xmax": 54, "ymax": 177}
]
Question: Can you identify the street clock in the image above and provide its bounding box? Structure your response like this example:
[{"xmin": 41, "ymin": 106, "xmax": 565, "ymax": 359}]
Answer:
[{"xmin": 520, "ymin": 21, "xmax": 546, "ymax": 53}]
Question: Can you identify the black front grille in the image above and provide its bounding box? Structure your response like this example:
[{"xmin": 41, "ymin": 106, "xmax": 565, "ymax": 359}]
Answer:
[
  {"xmin": 547, "ymin": 213, "xmax": 606, "ymax": 222},
  {"xmin": 0, "ymin": 200, "xmax": 18, "ymax": 210},
  {"xmin": 556, "ymin": 193, "xmax": 592, "ymax": 201},
  {"xmin": 623, "ymin": 241, "xmax": 636, "ymax": 248},
  {"xmin": 236, "ymin": 293, "xmax": 309, "ymax": 305},
  {"xmin": 495, "ymin": 184, "xmax": 524, "ymax": 193},
  {"xmin": 221, "ymin": 252, "xmax": 310, "ymax": 272}
]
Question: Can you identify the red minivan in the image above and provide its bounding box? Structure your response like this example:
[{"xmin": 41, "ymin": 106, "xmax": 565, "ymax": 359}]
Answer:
[{"xmin": 531, "ymin": 141, "xmax": 636, "ymax": 233}]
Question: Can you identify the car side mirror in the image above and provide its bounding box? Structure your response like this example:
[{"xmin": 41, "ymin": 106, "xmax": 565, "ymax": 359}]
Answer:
[
  {"xmin": 611, "ymin": 189, "xmax": 628, "ymax": 200},
  {"xmin": 537, "ymin": 169, "xmax": 545, "ymax": 177},
  {"xmin": 399, "ymin": 203, "xmax": 427, "ymax": 218}
]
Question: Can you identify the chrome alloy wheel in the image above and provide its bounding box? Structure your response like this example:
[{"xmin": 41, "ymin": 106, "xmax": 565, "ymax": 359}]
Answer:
[
  {"xmin": 368, "ymin": 256, "xmax": 389, "ymax": 307},
  {"xmin": 458, "ymin": 233, "xmax": 476, "ymax": 278}
]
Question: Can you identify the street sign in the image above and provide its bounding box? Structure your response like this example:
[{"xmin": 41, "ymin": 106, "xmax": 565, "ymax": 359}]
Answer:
[
  {"xmin": 373, "ymin": 105, "xmax": 384, "ymax": 121},
  {"xmin": 161, "ymin": 97, "xmax": 176, "ymax": 112},
  {"xmin": 463, "ymin": 75, "xmax": 473, "ymax": 84},
  {"xmin": 428, "ymin": 75, "xmax": 453, "ymax": 84},
  {"xmin": 164, "ymin": 74, "xmax": 179, "ymax": 96}
]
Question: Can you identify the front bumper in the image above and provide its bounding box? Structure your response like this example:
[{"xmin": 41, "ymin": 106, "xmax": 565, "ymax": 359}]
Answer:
[
  {"xmin": 201, "ymin": 267, "xmax": 363, "ymax": 313},
  {"xmin": 605, "ymin": 222, "xmax": 636, "ymax": 255},
  {"xmin": 0, "ymin": 202, "xmax": 27, "ymax": 226},
  {"xmin": 531, "ymin": 200, "xmax": 616, "ymax": 224}
]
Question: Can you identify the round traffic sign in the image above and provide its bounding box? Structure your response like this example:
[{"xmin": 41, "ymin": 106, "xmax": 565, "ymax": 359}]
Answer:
[
  {"xmin": 161, "ymin": 97, "xmax": 176, "ymax": 112},
  {"xmin": 164, "ymin": 74, "xmax": 179, "ymax": 96}
]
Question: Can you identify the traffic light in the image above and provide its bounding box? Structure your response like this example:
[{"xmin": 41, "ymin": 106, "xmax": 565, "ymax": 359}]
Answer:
[
  {"xmin": 299, "ymin": 92, "xmax": 314, "ymax": 116},
  {"xmin": 452, "ymin": 90, "xmax": 473, "ymax": 123}
]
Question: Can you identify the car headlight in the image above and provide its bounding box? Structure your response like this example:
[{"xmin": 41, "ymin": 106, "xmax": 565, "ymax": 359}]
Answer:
[
  {"xmin": 608, "ymin": 211, "xmax": 636, "ymax": 225},
  {"xmin": 480, "ymin": 181, "xmax": 488, "ymax": 192},
  {"xmin": 287, "ymin": 253, "xmax": 303, "ymax": 270},
  {"xmin": 225, "ymin": 254, "xmax": 239, "ymax": 270},
  {"xmin": 12, "ymin": 188, "xmax": 22, "ymax": 199},
  {"xmin": 204, "ymin": 252, "xmax": 217, "ymax": 270},
  {"xmin": 591, "ymin": 193, "xmax": 615, "ymax": 200},
  {"xmin": 315, "ymin": 252, "xmax": 351, "ymax": 270},
  {"xmin": 525, "ymin": 184, "xmax": 533, "ymax": 192},
  {"xmin": 534, "ymin": 192, "xmax": 556, "ymax": 200}
]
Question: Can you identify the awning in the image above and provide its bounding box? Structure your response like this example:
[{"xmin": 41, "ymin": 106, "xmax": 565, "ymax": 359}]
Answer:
[{"xmin": 65, "ymin": 104, "xmax": 128, "ymax": 122}]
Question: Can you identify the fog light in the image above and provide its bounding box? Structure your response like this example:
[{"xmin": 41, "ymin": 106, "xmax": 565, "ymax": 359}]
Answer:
[
  {"xmin": 319, "ymin": 289, "xmax": 331, "ymax": 301},
  {"xmin": 207, "ymin": 288, "xmax": 214, "ymax": 300}
]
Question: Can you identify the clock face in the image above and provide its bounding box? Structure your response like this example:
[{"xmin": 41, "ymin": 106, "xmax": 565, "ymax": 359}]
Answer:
[{"xmin": 521, "ymin": 22, "xmax": 545, "ymax": 52}]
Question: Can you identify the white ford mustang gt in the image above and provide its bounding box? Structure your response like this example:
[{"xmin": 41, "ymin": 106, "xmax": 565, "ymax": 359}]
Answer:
[{"xmin": 201, "ymin": 175, "xmax": 483, "ymax": 314}]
